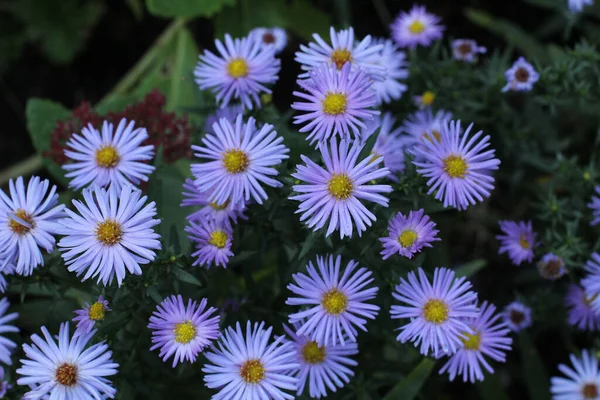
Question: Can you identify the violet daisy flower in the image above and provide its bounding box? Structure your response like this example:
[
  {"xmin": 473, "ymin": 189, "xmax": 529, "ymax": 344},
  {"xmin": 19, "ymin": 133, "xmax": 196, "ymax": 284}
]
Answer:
[
  {"xmin": 194, "ymin": 34, "xmax": 280, "ymax": 110},
  {"xmin": 568, "ymin": 0, "xmax": 594, "ymax": 13},
  {"xmin": 582, "ymin": 253, "xmax": 600, "ymax": 313},
  {"xmin": 250, "ymin": 27, "xmax": 287, "ymax": 54},
  {"xmin": 370, "ymin": 38, "xmax": 409, "ymax": 105},
  {"xmin": 203, "ymin": 321, "xmax": 298, "ymax": 400},
  {"xmin": 292, "ymin": 63, "xmax": 379, "ymax": 145},
  {"xmin": 537, "ymin": 253, "xmax": 566, "ymax": 280},
  {"xmin": 401, "ymin": 108, "xmax": 453, "ymax": 148},
  {"xmin": 0, "ymin": 298, "xmax": 18, "ymax": 366},
  {"xmin": 283, "ymin": 320, "xmax": 358, "ymax": 398},
  {"xmin": 295, "ymin": 26, "xmax": 385, "ymax": 81},
  {"xmin": 452, "ymin": 39, "xmax": 487, "ymax": 63},
  {"xmin": 391, "ymin": 5, "xmax": 445, "ymax": 49},
  {"xmin": 149, "ymin": 295, "xmax": 220, "ymax": 368},
  {"xmin": 0, "ymin": 367, "xmax": 10, "ymax": 397},
  {"xmin": 439, "ymin": 301, "xmax": 512, "ymax": 383},
  {"xmin": 203, "ymin": 104, "xmax": 245, "ymax": 134},
  {"xmin": 73, "ymin": 295, "xmax": 110, "ymax": 338},
  {"xmin": 413, "ymin": 119, "xmax": 501, "ymax": 211},
  {"xmin": 588, "ymin": 186, "xmax": 600, "ymax": 226},
  {"xmin": 0, "ymin": 176, "xmax": 64, "ymax": 276},
  {"xmin": 287, "ymin": 254, "xmax": 380, "ymax": 346},
  {"xmin": 551, "ymin": 349, "xmax": 600, "ymax": 400},
  {"xmin": 16, "ymin": 322, "xmax": 118, "ymax": 399},
  {"xmin": 502, "ymin": 57, "xmax": 539, "ymax": 93},
  {"xmin": 182, "ymin": 179, "xmax": 246, "ymax": 224},
  {"xmin": 502, "ymin": 301, "xmax": 532, "ymax": 332},
  {"xmin": 64, "ymin": 118, "xmax": 155, "ymax": 191},
  {"xmin": 380, "ymin": 209, "xmax": 440, "ymax": 260},
  {"xmin": 290, "ymin": 137, "xmax": 392, "ymax": 239},
  {"xmin": 496, "ymin": 220, "xmax": 537, "ymax": 266},
  {"xmin": 186, "ymin": 216, "xmax": 234, "ymax": 269},
  {"xmin": 391, "ymin": 267, "xmax": 479, "ymax": 357},
  {"xmin": 57, "ymin": 185, "xmax": 161, "ymax": 286},
  {"xmin": 565, "ymin": 284, "xmax": 600, "ymax": 332},
  {"xmin": 191, "ymin": 114, "xmax": 289, "ymax": 207}
]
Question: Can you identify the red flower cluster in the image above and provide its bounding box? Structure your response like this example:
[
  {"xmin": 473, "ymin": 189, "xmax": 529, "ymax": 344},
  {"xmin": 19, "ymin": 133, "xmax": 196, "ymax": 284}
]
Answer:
[{"xmin": 46, "ymin": 89, "xmax": 192, "ymax": 165}]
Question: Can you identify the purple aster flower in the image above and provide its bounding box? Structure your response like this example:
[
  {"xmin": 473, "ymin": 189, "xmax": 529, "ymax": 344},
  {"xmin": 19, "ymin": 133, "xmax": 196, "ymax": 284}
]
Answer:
[
  {"xmin": 565, "ymin": 284, "xmax": 600, "ymax": 332},
  {"xmin": 295, "ymin": 26, "xmax": 385, "ymax": 81},
  {"xmin": 391, "ymin": 267, "xmax": 479, "ymax": 357},
  {"xmin": 195, "ymin": 34, "xmax": 280, "ymax": 110},
  {"xmin": 537, "ymin": 252, "xmax": 566, "ymax": 280},
  {"xmin": 149, "ymin": 295, "xmax": 220, "ymax": 368},
  {"xmin": 73, "ymin": 295, "xmax": 110, "ymax": 338},
  {"xmin": 582, "ymin": 253, "xmax": 600, "ymax": 313},
  {"xmin": 191, "ymin": 114, "xmax": 289, "ymax": 206},
  {"xmin": 0, "ymin": 263, "xmax": 14, "ymax": 294},
  {"xmin": 439, "ymin": 301, "xmax": 512, "ymax": 383},
  {"xmin": 0, "ymin": 298, "xmax": 18, "ymax": 365},
  {"xmin": 292, "ymin": 63, "xmax": 379, "ymax": 145},
  {"xmin": 401, "ymin": 108, "xmax": 453, "ymax": 148},
  {"xmin": 452, "ymin": 39, "xmax": 487, "ymax": 63},
  {"xmin": 290, "ymin": 137, "xmax": 392, "ymax": 239},
  {"xmin": 287, "ymin": 254, "xmax": 380, "ymax": 346},
  {"xmin": 0, "ymin": 367, "xmax": 10, "ymax": 397},
  {"xmin": 16, "ymin": 322, "xmax": 118, "ymax": 399},
  {"xmin": 502, "ymin": 57, "xmax": 539, "ymax": 93},
  {"xmin": 391, "ymin": 5, "xmax": 445, "ymax": 49},
  {"xmin": 569, "ymin": 0, "xmax": 594, "ymax": 13},
  {"xmin": 182, "ymin": 179, "xmax": 246, "ymax": 224},
  {"xmin": 57, "ymin": 185, "xmax": 161, "ymax": 286},
  {"xmin": 283, "ymin": 320, "xmax": 358, "ymax": 398},
  {"xmin": 370, "ymin": 38, "xmax": 408, "ymax": 105},
  {"xmin": 203, "ymin": 321, "xmax": 298, "ymax": 400},
  {"xmin": 413, "ymin": 119, "xmax": 501, "ymax": 211},
  {"xmin": 496, "ymin": 220, "xmax": 537, "ymax": 266},
  {"xmin": 588, "ymin": 186, "xmax": 600, "ymax": 226},
  {"xmin": 502, "ymin": 301, "xmax": 532, "ymax": 332},
  {"xmin": 249, "ymin": 27, "xmax": 287, "ymax": 54},
  {"xmin": 0, "ymin": 176, "xmax": 64, "ymax": 276},
  {"xmin": 380, "ymin": 209, "xmax": 440, "ymax": 260},
  {"xmin": 551, "ymin": 349, "xmax": 600, "ymax": 400},
  {"xmin": 203, "ymin": 104, "xmax": 245, "ymax": 134},
  {"xmin": 186, "ymin": 216, "xmax": 234, "ymax": 268}
]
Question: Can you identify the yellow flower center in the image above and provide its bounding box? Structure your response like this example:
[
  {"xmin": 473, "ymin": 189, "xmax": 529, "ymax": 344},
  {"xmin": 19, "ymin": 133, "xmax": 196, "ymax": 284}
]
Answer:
[
  {"xmin": 55, "ymin": 363, "xmax": 78, "ymax": 387},
  {"xmin": 240, "ymin": 359, "xmax": 265, "ymax": 384},
  {"xmin": 321, "ymin": 288, "xmax": 348, "ymax": 315},
  {"xmin": 227, "ymin": 58, "xmax": 249, "ymax": 78},
  {"xmin": 443, "ymin": 155, "xmax": 468, "ymax": 178},
  {"xmin": 88, "ymin": 302, "xmax": 106, "ymax": 321},
  {"xmin": 96, "ymin": 219, "xmax": 123, "ymax": 246},
  {"xmin": 408, "ymin": 20, "xmax": 426, "ymax": 34},
  {"xmin": 420, "ymin": 91, "xmax": 435, "ymax": 106},
  {"xmin": 519, "ymin": 234, "xmax": 531, "ymax": 249},
  {"xmin": 327, "ymin": 173, "xmax": 353, "ymax": 200},
  {"xmin": 208, "ymin": 230, "xmax": 228, "ymax": 249},
  {"xmin": 222, "ymin": 149, "xmax": 249, "ymax": 174},
  {"xmin": 174, "ymin": 321, "xmax": 197, "ymax": 344},
  {"xmin": 398, "ymin": 230, "xmax": 418, "ymax": 248},
  {"xmin": 460, "ymin": 331, "xmax": 481, "ymax": 350},
  {"xmin": 301, "ymin": 341, "xmax": 326, "ymax": 364},
  {"xmin": 330, "ymin": 48, "xmax": 352, "ymax": 69},
  {"xmin": 95, "ymin": 146, "xmax": 120, "ymax": 168},
  {"xmin": 423, "ymin": 299, "xmax": 449, "ymax": 324},
  {"xmin": 583, "ymin": 383, "xmax": 599, "ymax": 399},
  {"xmin": 322, "ymin": 92, "xmax": 347, "ymax": 115},
  {"xmin": 210, "ymin": 200, "xmax": 230, "ymax": 210},
  {"xmin": 9, "ymin": 209, "xmax": 35, "ymax": 235}
]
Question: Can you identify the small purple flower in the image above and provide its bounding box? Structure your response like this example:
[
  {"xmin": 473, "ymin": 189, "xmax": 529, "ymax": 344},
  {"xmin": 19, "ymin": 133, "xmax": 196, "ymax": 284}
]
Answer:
[
  {"xmin": 73, "ymin": 296, "xmax": 110, "ymax": 338},
  {"xmin": 391, "ymin": 5, "xmax": 445, "ymax": 49},
  {"xmin": 439, "ymin": 301, "xmax": 512, "ymax": 383},
  {"xmin": 391, "ymin": 267, "xmax": 479, "ymax": 357},
  {"xmin": 194, "ymin": 34, "xmax": 280, "ymax": 110},
  {"xmin": 565, "ymin": 284, "xmax": 600, "ymax": 332},
  {"xmin": 497, "ymin": 220, "xmax": 537, "ymax": 266},
  {"xmin": 371, "ymin": 38, "xmax": 408, "ymax": 105},
  {"xmin": 502, "ymin": 301, "xmax": 532, "ymax": 332},
  {"xmin": 568, "ymin": 0, "xmax": 594, "ymax": 13},
  {"xmin": 413, "ymin": 119, "xmax": 501, "ymax": 210},
  {"xmin": 292, "ymin": 63, "xmax": 379, "ymax": 145},
  {"xmin": 588, "ymin": 186, "xmax": 600, "ymax": 226},
  {"xmin": 582, "ymin": 253, "xmax": 600, "ymax": 312},
  {"xmin": 181, "ymin": 179, "xmax": 246, "ymax": 224},
  {"xmin": 502, "ymin": 57, "xmax": 539, "ymax": 93},
  {"xmin": 451, "ymin": 39, "xmax": 487, "ymax": 63},
  {"xmin": 287, "ymin": 254, "xmax": 380, "ymax": 346},
  {"xmin": 380, "ymin": 209, "xmax": 440, "ymax": 260},
  {"xmin": 186, "ymin": 216, "xmax": 233, "ymax": 269},
  {"xmin": 401, "ymin": 108, "xmax": 453, "ymax": 152},
  {"xmin": 202, "ymin": 104, "xmax": 244, "ymax": 134},
  {"xmin": 551, "ymin": 349, "xmax": 600, "ymax": 399},
  {"xmin": 249, "ymin": 27, "xmax": 287, "ymax": 53},
  {"xmin": 148, "ymin": 295, "xmax": 220, "ymax": 368},
  {"xmin": 537, "ymin": 253, "xmax": 566, "ymax": 280},
  {"xmin": 290, "ymin": 137, "xmax": 392, "ymax": 239}
]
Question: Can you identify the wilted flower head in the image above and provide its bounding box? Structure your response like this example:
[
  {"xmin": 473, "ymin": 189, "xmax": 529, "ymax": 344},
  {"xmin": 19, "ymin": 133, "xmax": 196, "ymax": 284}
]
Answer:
[
  {"xmin": 502, "ymin": 57, "xmax": 539, "ymax": 93},
  {"xmin": 502, "ymin": 301, "xmax": 532, "ymax": 332},
  {"xmin": 451, "ymin": 39, "xmax": 487, "ymax": 63},
  {"xmin": 250, "ymin": 27, "xmax": 287, "ymax": 53},
  {"xmin": 391, "ymin": 5, "xmax": 444, "ymax": 49},
  {"xmin": 537, "ymin": 253, "xmax": 566, "ymax": 280}
]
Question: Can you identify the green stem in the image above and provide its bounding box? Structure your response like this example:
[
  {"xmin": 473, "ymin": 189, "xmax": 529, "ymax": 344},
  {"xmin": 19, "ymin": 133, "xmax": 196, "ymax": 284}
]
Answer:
[
  {"xmin": 372, "ymin": 0, "xmax": 392, "ymax": 29},
  {"xmin": 0, "ymin": 155, "xmax": 43, "ymax": 186}
]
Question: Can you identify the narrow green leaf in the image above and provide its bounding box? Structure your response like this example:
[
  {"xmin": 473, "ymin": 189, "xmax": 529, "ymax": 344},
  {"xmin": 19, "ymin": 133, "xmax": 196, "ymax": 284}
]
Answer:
[
  {"xmin": 172, "ymin": 267, "xmax": 203, "ymax": 287},
  {"xmin": 299, "ymin": 232, "xmax": 318, "ymax": 260},
  {"xmin": 146, "ymin": 286, "xmax": 163, "ymax": 304},
  {"xmin": 455, "ymin": 259, "xmax": 487, "ymax": 278},
  {"xmin": 519, "ymin": 333, "xmax": 551, "ymax": 400},
  {"xmin": 167, "ymin": 27, "xmax": 200, "ymax": 111},
  {"xmin": 146, "ymin": 0, "xmax": 236, "ymax": 18},
  {"xmin": 383, "ymin": 358, "xmax": 436, "ymax": 400}
]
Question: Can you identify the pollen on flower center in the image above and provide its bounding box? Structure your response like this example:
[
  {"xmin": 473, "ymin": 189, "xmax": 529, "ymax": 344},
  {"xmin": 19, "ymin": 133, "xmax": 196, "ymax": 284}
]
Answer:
[
  {"xmin": 519, "ymin": 234, "xmax": 530, "ymax": 249},
  {"xmin": 96, "ymin": 219, "xmax": 123, "ymax": 246},
  {"xmin": 55, "ymin": 363, "xmax": 78, "ymax": 387},
  {"xmin": 9, "ymin": 209, "xmax": 35, "ymax": 235},
  {"xmin": 515, "ymin": 67, "xmax": 530, "ymax": 82},
  {"xmin": 222, "ymin": 149, "xmax": 249, "ymax": 173},
  {"xmin": 460, "ymin": 331, "xmax": 481, "ymax": 350},
  {"xmin": 88, "ymin": 302, "xmax": 106, "ymax": 321},
  {"xmin": 408, "ymin": 20, "xmax": 426, "ymax": 34},
  {"xmin": 301, "ymin": 341, "xmax": 326, "ymax": 364},
  {"xmin": 398, "ymin": 230, "xmax": 418, "ymax": 248},
  {"xmin": 327, "ymin": 173, "xmax": 353, "ymax": 200},
  {"xmin": 423, "ymin": 299, "xmax": 449, "ymax": 324},
  {"xmin": 227, "ymin": 58, "xmax": 249, "ymax": 78},
  {"xmin": 240, "ymin": 359, "xmax": 265, "ymax": 384},
  {"xmin": 420, "ymin": 91, "xmax": 435, "ymax": 106},
  {"xmin": 95, "ymin": 146, "xmax": 120, "ymax": 168},
  {"xmin": 330, "ymin": 48, "xmax": 352, "ymax": 69},
  {"xmin": 208, "ymin": 230, "xmax": 228, "ymax": 249},
  {"xmin": 321, "ymin": 288, "xmax": 348, "ymax": 315},
  {"xmin": 322, "ymin": 92, "xmax": 348, "ymax": 115},
  {"xmin": 443, "ymin": 155, "xmax": 468, "ymax": 178},
  {"xmin": 582, "ymin": 383, "xmax": 599, "ymax": 399},
  {"xmin": 510, "ymin": 310, "xmax": 525, "ymax": 324},
  {"xmin": 174, "ymin": 321, "xmax": 197, "ymax": 344}
]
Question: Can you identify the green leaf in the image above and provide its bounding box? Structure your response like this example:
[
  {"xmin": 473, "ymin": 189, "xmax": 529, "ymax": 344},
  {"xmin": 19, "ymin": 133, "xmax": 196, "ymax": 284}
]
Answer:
[
  {"xmin": 383, "ymin": 358, "xmax": 436, "ymax": 400},
  {"xmin": 146, "ymin": 0, "xmax": 236, "ymax": 18},
  {"xmin": 146, "ymin": 286, "xmax": 163, "ymax": 304},
  {"xmin": 287, "ymin": 0, "xmax": 331, "ymax": 40},
  {"xmin": 519, "ymin": 332, "xmax": 551, "ymax": 400},
  {"xmin": 454, "ymin": 259, "xmax": 487, "ymax": 278},
  {"xmin": 167, "ymin": 28, "xmax": 200, "ymax": 111},
  {"xmin": 172, "ymin": 267, "xmax": 203, "ymax": 287},
  {"xmin": 299, "ymin": 231, "xmax": 318, "ymax": 260}
]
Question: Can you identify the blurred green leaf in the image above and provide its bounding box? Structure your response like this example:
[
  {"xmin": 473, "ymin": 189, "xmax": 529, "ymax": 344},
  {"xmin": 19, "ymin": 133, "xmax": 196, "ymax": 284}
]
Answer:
[
  {"xmin": 476, "ymin": 373, "xmax": 511, "ymax": 400},
  {"xmin": 167, "ymin": 27, "xmax": 200, "ymax": 111},
  {"xmin": 519, "ymin": 332, "xmax": 551, "ymax": 400},
  {"xmin": 172, "ymin": 267, "xmax": 203, "ymax": 287},
  {"xmin": 455, "ymin": 259, "xmax": 487, "ymax": 278},
  {"xmin": 288, "ymin": 0, "xmax": 331, "ymax": 40},
  {"xmin": 146, "ymin": 0, "xmax": 236, "ymax": 18},
  {"xmin": 383, "ymin": 358, "xmax": 435, "ymax": 400}
]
